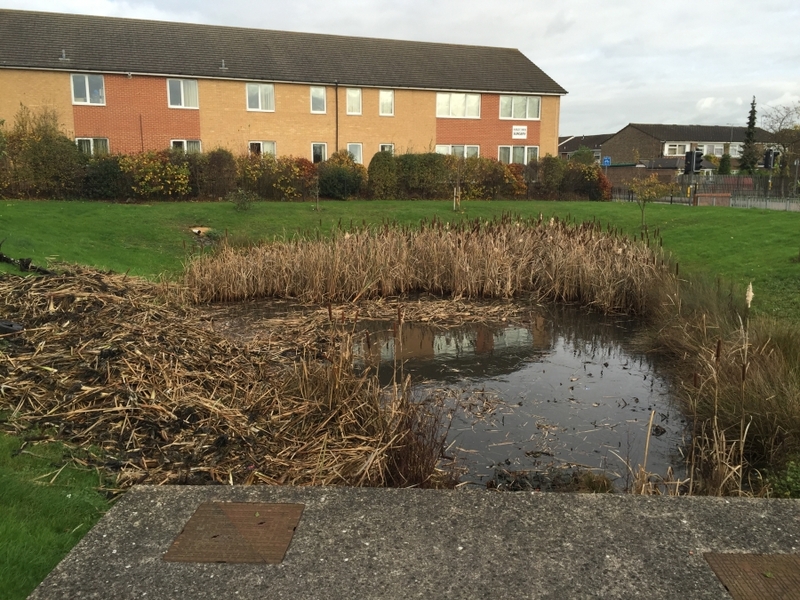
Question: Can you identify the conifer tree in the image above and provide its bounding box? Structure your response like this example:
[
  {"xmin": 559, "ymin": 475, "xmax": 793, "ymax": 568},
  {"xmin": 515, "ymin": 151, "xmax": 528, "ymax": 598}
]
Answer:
[{"xmin": 738, "ymin": 97, "xmax": 760, "ymax": 173}]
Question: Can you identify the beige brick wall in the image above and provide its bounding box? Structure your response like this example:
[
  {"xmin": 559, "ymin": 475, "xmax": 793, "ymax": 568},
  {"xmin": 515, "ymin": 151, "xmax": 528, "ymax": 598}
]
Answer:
[
  {"xmin": 539, "ymin": 95, "xmax": 560, "ymax": 157},
  {"xmin": 198, "ymin": 80, "xmax": 436, "ymax": 162},
  {"xmin": 0, "ymin": 69, "xmax": 75, "ymax": 135}
]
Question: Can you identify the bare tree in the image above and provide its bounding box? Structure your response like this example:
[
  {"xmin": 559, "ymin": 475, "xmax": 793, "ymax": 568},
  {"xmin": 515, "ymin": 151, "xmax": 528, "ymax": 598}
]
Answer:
[{"xmin": 762, "ymin": 102, "xmax": 800, "ymax": 174}]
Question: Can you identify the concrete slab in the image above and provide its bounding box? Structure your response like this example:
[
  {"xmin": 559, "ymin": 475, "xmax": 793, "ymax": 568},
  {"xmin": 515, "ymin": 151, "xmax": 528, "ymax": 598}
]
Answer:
[{"xmin": 30, "ymin": 486, "xmax": 800, "ymax": 600}]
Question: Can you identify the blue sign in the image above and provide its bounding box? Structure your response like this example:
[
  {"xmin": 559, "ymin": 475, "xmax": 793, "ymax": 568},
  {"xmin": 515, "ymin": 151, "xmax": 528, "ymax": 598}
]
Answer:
[{"xmin": 602, "ymin": 156, "xmax": 611, "ymax": 167}]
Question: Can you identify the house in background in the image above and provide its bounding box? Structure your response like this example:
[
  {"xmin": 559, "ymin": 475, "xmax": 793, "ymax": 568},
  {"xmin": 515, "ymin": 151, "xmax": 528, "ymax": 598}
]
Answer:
[
  {"xmin": 558, "ymin": 133, "xmax": 613, "ymax": 162},
  {"xmin": 0, "ymin": 9, "xmax": 566, "ymax": 166},
  {"xmin": 599, "ymin": 123, "xmax": 773, "ymax": 166}
]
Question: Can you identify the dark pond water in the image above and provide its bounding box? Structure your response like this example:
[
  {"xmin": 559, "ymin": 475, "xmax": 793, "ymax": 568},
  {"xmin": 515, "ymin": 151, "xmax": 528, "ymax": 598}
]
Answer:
[{"xmin": 352, "ymin": 307, "xmax": 686, "ymax": 489}]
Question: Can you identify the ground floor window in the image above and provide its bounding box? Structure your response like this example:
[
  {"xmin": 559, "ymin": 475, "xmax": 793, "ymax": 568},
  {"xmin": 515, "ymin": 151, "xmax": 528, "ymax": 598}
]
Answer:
[
  {"xmin": 435, "ymin": 145, "xmax": 479, "ymax": 158},
  {"xmin": 347, "ymin": 143, "xmax": 363, "ymax": 164},
  {"xmin": 249, "ymin": 141, "xmax": 276, "ymax": 156},
  {"xmin": 379, "ymin": 143, "xmax": 394, "ymax": 155},
  {"xmin": 498, "ymin": 145, "xmax": 538, "ymax": 165},
  {"xmin": 171, "ymin": 140, "xmax": 202, "ymax": 153},
  {"xmin": 312, "ymin": 143, "xmax": 327, "ymax": 163},
  {"xmin": 75, "ymin": 137, "xmax": 109, "ymax": 155}
]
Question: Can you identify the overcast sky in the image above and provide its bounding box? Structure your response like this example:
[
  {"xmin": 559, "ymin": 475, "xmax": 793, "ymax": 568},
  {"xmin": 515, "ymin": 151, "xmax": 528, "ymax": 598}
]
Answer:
[{"xmin": 2, "ymin": 0, "xmax": 798, "ymax": 136}]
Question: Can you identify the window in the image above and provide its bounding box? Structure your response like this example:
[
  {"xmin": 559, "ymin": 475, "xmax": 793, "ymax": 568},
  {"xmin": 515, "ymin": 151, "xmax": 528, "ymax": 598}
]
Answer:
[
  {"xmin": 171, "ymin": 140, "xmax": 202, "ymax": 153},
  {"xmin": 379, "ymin": 144, "xmax": 394, "ymax": 155},
  {"xmin": 312, "ymin": 143, "xmax": 327, "ymax": 163},
  {"xmin": 247, "ymin": 83, "xmax": 275, "ymax": 111},
  {"xmin": 76, "ymin": 137, "xmax": 109, "ymax": 155},
  {"xmin": 435, "ymin": 145, "xmax": 479, "ymax": 158},
  {"xmin": 729, "ymin": 144, "xmax": 742, "ymax": 158},
  {"xmin": 436, "ymin": 93, "xmax": 481, "ymax": 118},
  {"xmin": 249, "ymin": 141, "xmax": 276, "ymax": 156},
  {"xmin": 498, "ymin": 146, "xmax": 538, "ymax": 164},
  {"xmin": 347, "ymin": 143, "xmax": 363, "ymax": 164},
  {"xmin": 666, "ymin": 144, "xmax": 687, "ymax": 156},
  {"xmin": 71, "ymin": 74, "xmax": 105, "ymax": 105},
  {"xmin": 346, "ymin": 88, "xmax": 361, "ymax": 115},
  {"xmin": 499, "ymin": 95, "xmax": 540, "ymax": 120},
  {"xmin": 703, "ymin": 144, "xmax": 724, "ymax": 157},
  {"xmin": 310, "ymin": 87, "xmax": 326, "ymax": 113},
  {"xmin": 379, "ymin": 90, "xmax": 394, "ymax": 116},
  {"xmin": 167, "ymin": 79, "xmax": 199, "ymax": 108}
]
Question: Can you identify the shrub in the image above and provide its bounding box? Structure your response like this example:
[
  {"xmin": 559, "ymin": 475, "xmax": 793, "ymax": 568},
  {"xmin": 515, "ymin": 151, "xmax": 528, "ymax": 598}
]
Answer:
[
  {"xmin": 318, "ymin": 150, "xmax": 364, "ymax": 199},
  {"xmin": 226, "ymin": 188, "xmax": 259, "ymax": 211},
  {"xmin": 205, "ymin": 149, "xmax": 238, "ymax": 198},
  {"xmin": 367, "ymin": 151, "xmax": 397, "ymax": 199},
  {"xmin": 4, "ymin": 105, "xmax": 86, "ymax": 198},
  {"xmin": 396, "ymin": 152, "xmax": 449, "ymax": 199},
  {"xmin": 119, "ymin": 150, "xmax": 190, "ymax": 199},
  {"xmin": 83, "ymin": 154, "xmax": 132, "ymax": 200}
]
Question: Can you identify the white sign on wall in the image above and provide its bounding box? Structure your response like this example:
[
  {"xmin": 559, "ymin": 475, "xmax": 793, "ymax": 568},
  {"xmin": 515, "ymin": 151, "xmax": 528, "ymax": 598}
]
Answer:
[{"xmin": 512, "ymin": 125, "xmax": 528, "ymax": 139}]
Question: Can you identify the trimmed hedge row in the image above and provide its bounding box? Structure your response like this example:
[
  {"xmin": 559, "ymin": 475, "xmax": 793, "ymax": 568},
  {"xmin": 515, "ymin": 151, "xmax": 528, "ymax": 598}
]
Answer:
[{"xmin": 0, "ymin": 108, "xmax": 610, "ymax": 202}]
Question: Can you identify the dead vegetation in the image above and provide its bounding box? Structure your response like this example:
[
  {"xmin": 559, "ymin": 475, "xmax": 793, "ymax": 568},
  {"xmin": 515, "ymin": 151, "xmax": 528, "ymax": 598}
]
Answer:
[
  {"xmin": 0, "ymin": 268, "xmax": 452, "ymax": 490},
  {"xmin": 184, "ymin": 214, "xmax": 672, "ymax": 315}
]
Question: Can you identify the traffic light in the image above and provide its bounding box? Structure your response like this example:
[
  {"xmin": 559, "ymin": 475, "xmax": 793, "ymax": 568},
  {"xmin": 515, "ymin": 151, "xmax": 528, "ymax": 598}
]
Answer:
[
  {"xmin": 764, "ymin": 149, "xmax": 774, "ymax": 170},
  {"xmin": 684, "ymin": 151, "xmax": 693, "ymax": 175},
  {"xmin": 693, "ymin": 150, "xmax": 703, "ymax": 173}
]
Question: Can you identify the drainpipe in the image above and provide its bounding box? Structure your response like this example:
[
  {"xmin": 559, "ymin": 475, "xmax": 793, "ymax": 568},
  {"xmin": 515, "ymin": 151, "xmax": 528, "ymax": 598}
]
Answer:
[{"xmin": 334, "ymin": 80, "xmax": 339, "ymax": 153}]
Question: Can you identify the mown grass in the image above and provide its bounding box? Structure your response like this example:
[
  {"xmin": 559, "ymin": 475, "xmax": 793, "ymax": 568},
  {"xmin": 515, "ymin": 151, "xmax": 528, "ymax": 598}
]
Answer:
[
  {"xmin": 0, "ymin": 432, "xmax": 110, "ymax": 600},
  {"xmin": 1, "ymin": 199, "xmax": 799, "ymax": 319}
]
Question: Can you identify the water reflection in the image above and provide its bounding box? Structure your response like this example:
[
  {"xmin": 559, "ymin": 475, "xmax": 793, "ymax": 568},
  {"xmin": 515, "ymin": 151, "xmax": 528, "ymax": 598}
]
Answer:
[{"xmin": 354, "ymin": 306, "xmax": 686, "ymax": 489}]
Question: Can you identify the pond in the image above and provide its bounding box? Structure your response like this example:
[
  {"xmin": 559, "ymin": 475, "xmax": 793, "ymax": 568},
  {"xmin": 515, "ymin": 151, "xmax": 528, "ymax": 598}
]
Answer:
[{"xmin": 352, "ymin": 306, "xmax": 686, "ymax": 489}]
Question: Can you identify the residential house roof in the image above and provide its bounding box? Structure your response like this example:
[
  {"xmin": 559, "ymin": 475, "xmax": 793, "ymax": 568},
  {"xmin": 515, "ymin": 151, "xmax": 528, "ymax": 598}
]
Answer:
[
  {"xmin": 625, "ymin": 124, "xmax": 773, "ymax": 144},
  {"xmin": 0, "ymin": 9, "xmax": 568, "ymax": 95},
  {"xmin": 558, "ymin": 133, "xmax": 613, "ymax": 154}
]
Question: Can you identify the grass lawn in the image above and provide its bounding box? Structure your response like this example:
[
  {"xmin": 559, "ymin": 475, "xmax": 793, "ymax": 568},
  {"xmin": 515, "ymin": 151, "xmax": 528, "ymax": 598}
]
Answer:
[
  {"xmin": 2, "ymin": 198, "xmax": 799, "ymax": 318},
  {"xmin": 0, "ymin": 432, "xmax": 110, "ymax": 600}
]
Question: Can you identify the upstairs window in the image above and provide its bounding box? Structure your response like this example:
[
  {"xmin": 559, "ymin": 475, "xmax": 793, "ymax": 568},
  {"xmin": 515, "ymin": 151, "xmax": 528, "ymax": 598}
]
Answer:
[
  {"xmin": 666, "ymin": 144, "xmax": 687, "ymax": 156},
  {"xmin": 71, "ymin": 74, "xmax": 105, "ymax": 105},
  {"xmin": 310, "ymin": 87, "xmax": 326, "ymax": 113},
  {"xmin": 346, "ymin": 88, "xmax": 362, "ymax": 115},
  {"xmin": 379, "ymin": 90, "xmax": 394, "ymax": 116},
  {"xmin": 499, "ymin": 95, "xmax": 540, "ymax": 120},
  {"xmin": 76, "ymin": 137, "xmax": 109, "ymax": 155},
  {"xmin": 247, "ymin": 83, "xmax": 275, "ymax": 111},
  {"xmin": 249, "ymin": 141, "xmax": 276, "ymax": 156},
  {"xmin": 168, "ymin": 79, "xmax": 199, "ymax": 108},
  {"xmin": 436, "ymin": 93, "xmax": 480, "ymax": 118}
]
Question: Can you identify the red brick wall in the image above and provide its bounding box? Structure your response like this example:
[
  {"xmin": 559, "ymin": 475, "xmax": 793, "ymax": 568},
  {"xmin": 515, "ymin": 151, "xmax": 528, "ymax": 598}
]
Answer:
[
  {"xmin": 73, "ymin": 74, "xmax": 201, "ymax": 154},
  {"xmin": 436, "ymin": 95, "xmax": 542, "ymax": 160}
]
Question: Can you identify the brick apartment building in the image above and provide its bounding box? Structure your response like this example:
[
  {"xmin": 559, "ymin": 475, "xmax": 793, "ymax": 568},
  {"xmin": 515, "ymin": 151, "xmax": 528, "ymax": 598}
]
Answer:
[{"xmin": 0, "ymin": 10, "xmax": 566, "ymax": 165}]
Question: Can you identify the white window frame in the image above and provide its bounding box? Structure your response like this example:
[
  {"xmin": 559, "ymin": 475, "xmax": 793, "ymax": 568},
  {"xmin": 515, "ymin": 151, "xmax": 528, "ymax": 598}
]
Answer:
[
  {"xmin": 498, "ymin": 145, "xmax": 538, "ymax": 164},
  {"xmin": 379, "ymin": 90, "xmax": 394, "ymax": 116},
  {"xmin": 171, "ymin": 139, "xmax": 202, "ymax": 153},
  {"xmin": 246, "ymin": 83, "xmax": 275, "ymax": 112},
  {"xmin": 71, "ymin": 74, "xmax": 106, "ymax": 105},
  {"xmin": 249, "ymin": 141, "xmax": 276, "ymax": 156},
  {"xmin": 499, "ymin": 95, "xmax": 541, "ymax": 120},
  {"xmin": 75, "ymin": 137, "xmax": 109, "ymax": 155},
  {"xmin": 666, "ymin": 144, "xmax": 687, "ymax": 156},
  {"xmin": 311, "ymin": 142, "xmax": 327, "ymax": 163},
  {"xmin": 346, "ymin": 88, "xmax": 362, "ymax": 115},
  {"xmin": 310, "ymin": 86, "xmax": 327, "ymax": 114},
  {"xmin": 347, "ymin": 143, "xmax": 363, "ymax": 164},
  {"xmin": 435, "ymin": 144, "xmax": 479, "ymax": 158},
  {"xmin": 436, "ymin": 93, "xmax": 481, "ymax": 119},
  {"xmin": 167, "ymin": 79, "xmax": 199, "ymax": 109},
  {"xmin": 379, "ymin": 143, "xmax": 394, "ymax": 155}
]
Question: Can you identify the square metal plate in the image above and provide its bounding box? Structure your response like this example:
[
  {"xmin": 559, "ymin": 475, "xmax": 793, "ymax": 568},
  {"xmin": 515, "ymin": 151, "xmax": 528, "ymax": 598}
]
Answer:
[
  {"xmin": 163, "ymin": 502, "xmax": 304, "ymax": 564},
  {"xmin": 704, "ymin": 553, "xmax": 800, "ymax": 600}
]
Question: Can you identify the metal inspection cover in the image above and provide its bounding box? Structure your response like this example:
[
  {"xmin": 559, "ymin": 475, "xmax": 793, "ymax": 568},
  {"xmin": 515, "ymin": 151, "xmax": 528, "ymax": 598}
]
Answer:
[
  {"xmin": 163, "ymin": 502, "xmax": 304, "ymax": 564},
  {"xmin": 704, "ymin": 553, "xmax": 800, "ymax": 600}
]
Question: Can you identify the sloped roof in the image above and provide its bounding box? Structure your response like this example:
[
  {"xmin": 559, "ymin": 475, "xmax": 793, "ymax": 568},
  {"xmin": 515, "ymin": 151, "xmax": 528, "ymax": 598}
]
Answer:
[
  {"xmin": 626, "ymin": 123, "xmax": 773, "ymax": 143},
  {"xmin": 0, "ymin": 9, "xmax": 567, "ymax": 94},
  {"xmin": 558, "ymin": 133, "xmax": 613, "ymax": 153}
]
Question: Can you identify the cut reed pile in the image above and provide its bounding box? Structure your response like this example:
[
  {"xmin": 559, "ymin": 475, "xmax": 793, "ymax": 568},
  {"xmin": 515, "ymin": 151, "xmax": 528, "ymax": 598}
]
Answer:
[
  {"xmin": 185, "ymin": 215, "xmax": 672, "ymax": 315},
  {"xmin": 0, "ymin": 268, "xmax": 449, "ymax": 489}
]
